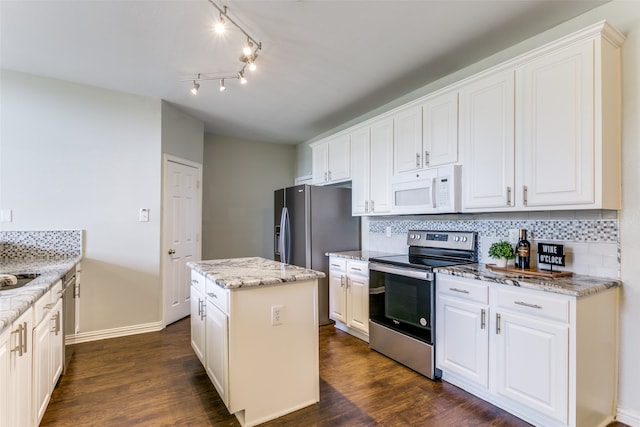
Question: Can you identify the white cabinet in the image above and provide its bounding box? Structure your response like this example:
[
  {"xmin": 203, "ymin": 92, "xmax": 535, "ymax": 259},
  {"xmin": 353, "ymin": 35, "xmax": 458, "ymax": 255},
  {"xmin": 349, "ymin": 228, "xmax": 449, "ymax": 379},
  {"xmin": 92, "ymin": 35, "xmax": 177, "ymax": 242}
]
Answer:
[
  {"xmin": 190, "ymin": 271, "xmax": 206, "ymax": 364},
  {"xmin": 7, "ymin": 307, "xmax": 33, "ymax": 427},
  {"xmin": 460, "ymin": 69, "xmax": 515, "ymax": 210},
  {"xmin": 423, "ymin": 90, "xmax": 459, "ymax": 167},
  {"xmin": 311, "ymin": 134, "xmax": 350, "ymax": 185},
  {"xmin": 393, "ymin": 105, "xmax": 423, "ymax": 175},
  {"xmin": 328, "ymin": 257, "xmax": 369, "ymax": 341},
  {"xmin": 0, "ymin": 327, "xmax": 10, "ymax": 427},
  {"xmin": 205, "ymin": 298, "xmax": 229, "ymax": 405},
  {"xmin": 436, "ymin": 273, "xmax": 618, "ymax": 427},
  {"xmin": 351, "ymin": 119, "xmax": 392, "ymax": 215},
  {"xmin": 33, "ymin": 279, "xmax": 63, "ymax": 426}
]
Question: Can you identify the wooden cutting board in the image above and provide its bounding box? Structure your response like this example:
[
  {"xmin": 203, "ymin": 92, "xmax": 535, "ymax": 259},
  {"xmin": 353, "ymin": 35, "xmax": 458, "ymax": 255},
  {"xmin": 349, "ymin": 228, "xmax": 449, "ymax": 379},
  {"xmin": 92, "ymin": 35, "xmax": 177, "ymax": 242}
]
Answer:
[{"xmin": 486, "ymin": 264, "xmax": 573, "ymax": 278}]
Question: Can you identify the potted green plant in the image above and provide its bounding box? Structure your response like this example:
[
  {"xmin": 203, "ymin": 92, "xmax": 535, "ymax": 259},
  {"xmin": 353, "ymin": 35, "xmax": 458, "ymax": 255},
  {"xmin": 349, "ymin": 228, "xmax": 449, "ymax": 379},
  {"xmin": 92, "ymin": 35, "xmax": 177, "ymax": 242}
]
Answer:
[{"xmin": 488, "ymin": 240, "xmax": 515, "ymax": 268}]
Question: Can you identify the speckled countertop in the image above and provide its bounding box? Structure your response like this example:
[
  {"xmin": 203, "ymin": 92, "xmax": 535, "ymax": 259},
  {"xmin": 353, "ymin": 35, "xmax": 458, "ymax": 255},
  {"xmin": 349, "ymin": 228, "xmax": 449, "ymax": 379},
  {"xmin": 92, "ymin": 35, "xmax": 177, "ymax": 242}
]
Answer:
[
  {"xmin": 188, "ymin": 257, "xmax": 325, "ymax": 289},
  {"xmin": 0, "ymin": 256, "xmax": 82, "ymax": 333},
  {"xmin": 326, "ymin": 251, "xmax": 401, "ymax": 262},
  {"xmin": 435, "ymin": 263, "xmax": 621, "ymax": 297}
]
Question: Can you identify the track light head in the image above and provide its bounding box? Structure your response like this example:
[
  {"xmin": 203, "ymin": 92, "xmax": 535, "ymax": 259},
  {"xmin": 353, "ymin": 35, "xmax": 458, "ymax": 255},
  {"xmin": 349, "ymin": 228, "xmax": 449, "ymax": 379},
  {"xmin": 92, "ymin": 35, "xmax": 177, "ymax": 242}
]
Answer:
[
  {"xmin": 219, "ymin": 79, "xmax": 226, "ymax": 92},
  {"xmin": 238, "ymin": 72, "xmax": 247, "ymax": 85},
  {"xmin": 190, "ymin": 81, "xmax": 200, "ymax": 95},
  {"xmin": 243, "ymin": 40, "xmax": 254, "ymax": 57},
  {"xmin": 214, "ymin": 13, "xmax": 226, "ymax": 34}
]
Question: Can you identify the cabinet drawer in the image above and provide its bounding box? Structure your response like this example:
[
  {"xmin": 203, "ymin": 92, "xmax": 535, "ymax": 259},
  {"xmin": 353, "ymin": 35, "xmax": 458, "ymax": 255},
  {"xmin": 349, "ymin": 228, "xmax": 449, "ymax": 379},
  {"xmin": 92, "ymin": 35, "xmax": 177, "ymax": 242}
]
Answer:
[
  {"xmin": 34, "ymin": 284, "xmax": 55, "ymax": 324},
  {"xmin": 329, "ymin": 258, "xmax": 347, "ymax": 272},
  {"xmin": 51, "ymin": 280, "xmax": 63, "ymax": 302},
  {"xmin": 495, "ymin": 287, "xmax": 569, "ymax": 323},
  {"xmin": 206, "ymin": 280, "xmax": 229, "ymax": 314},
  {"xmin": 437, "ymin": 275, "xmax": 488, "ymax": 304},
  {"xmin": 191, "ymin": 270, "xmax": 206, "ymax": 295},
  {"xmin": 347, "ymin": 260, "xmax": 369, "ymax": 278}
]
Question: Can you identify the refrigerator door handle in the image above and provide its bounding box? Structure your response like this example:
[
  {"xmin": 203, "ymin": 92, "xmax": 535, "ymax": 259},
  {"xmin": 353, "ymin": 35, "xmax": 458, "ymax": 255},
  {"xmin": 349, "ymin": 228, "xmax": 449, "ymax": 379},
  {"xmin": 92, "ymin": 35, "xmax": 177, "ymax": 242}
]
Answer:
[
  {"xmin": 274, "ymin": 225, "xmax": 281, "ymax": 256},
  {"xmin": 280, "ymin": 207, "xmax": 291, "ymax": 264}
]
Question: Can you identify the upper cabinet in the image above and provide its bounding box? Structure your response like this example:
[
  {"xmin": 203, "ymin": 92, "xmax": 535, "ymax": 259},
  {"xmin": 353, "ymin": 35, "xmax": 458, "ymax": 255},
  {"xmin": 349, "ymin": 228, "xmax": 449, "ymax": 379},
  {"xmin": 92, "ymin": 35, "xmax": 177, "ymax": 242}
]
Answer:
[
  {"xmin": 393, "ymin": 105, "xmax": 423, "ymax": 174},
  {"xmin": 311, "ymin": 134, "xmax": 351, "ymax": 185},
  {"xmin": 460, "ymin": 70, "xmax": 515, "ymax": 210},
  {"xmin": 423, "ymin": 90, "xmax": 459, "ymax": 168}
]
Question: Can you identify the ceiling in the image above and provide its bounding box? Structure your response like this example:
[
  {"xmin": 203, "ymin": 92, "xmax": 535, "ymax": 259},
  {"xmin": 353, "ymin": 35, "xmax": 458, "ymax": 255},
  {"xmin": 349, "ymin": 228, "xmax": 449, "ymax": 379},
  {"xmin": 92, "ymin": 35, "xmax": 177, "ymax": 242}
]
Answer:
[{"xmin": 1, "ymin": 0, "xmax": 608, "ymax": 145}]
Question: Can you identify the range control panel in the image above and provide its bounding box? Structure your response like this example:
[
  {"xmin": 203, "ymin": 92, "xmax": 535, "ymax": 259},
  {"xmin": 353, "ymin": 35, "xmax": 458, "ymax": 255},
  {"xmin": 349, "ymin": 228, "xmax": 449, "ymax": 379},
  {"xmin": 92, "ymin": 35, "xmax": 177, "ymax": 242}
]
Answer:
[{"xmin": 406, "ymin": 230, "xmax": 476, "ymax": 251}]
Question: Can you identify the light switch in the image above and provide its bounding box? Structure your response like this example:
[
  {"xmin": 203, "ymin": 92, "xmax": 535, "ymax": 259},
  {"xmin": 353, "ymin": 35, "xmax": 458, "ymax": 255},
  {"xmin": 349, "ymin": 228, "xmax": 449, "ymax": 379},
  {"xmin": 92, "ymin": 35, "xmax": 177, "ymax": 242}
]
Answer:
[
  {"xmin": 139, "ymin": 208, "xmax": 149, "ymax": 222},
  {"xmin": 0, "ymin": 209, "xmax": 12, "ymax": 222}
]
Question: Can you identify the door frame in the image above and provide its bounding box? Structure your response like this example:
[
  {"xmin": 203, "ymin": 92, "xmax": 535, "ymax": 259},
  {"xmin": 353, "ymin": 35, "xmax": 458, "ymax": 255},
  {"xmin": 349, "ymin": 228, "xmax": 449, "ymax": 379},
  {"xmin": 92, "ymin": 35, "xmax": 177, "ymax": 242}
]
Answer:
[{"xmin": 161, "ymin": 154, "xmax": 203, "ymax": 327}]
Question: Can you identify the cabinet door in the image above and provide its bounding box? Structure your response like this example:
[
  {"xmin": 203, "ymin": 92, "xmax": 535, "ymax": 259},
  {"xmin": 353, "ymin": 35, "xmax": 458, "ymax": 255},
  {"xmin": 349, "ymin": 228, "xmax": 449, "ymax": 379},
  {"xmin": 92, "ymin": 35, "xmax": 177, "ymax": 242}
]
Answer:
[
  {"xmin": 329, "ymin": 271, "xmax": 347, "ymax": 323},
  {"xmin": 394, "ymin": 105, "xmax": 423, "ymax": 174},
  {"xmin": 369, "ymin": 118, "xmax": 393, "ymax": 214},
  {"xmin": 190, "ymin": 286, "xmax": 205, "ymax": 363},
  {"xmin": 518, "ymin": 40, "xmax": 594, "ymax": 207},
  {"xmin": 423, "ymin": 91, "xmax": 459, "ymax": 167},
  {"xmin": 311, "ymin": 143, "xmax": 329, "ymax": 185},
  {"xmin": 205, "ymin": 299, "xmax": 229, "ymax": 406},
  {"xmin": 494, "ymin": 310, "xmax": 569, "ymax": 424},
  {"xmin": 9, "ymin": 309, "xmax": 32, "ymax": 427},
  {"xmin": 351, "ymin": 127, "xmax": 370, "ymax": 215},
  {"xmin": 347, "ymin": 275, "xmax": 369, "ymax": 335},
  {"xmin": 33, "ymin": 315, "xmax": 51, "ymax": 426},
  {"xmin": 50, "ymin": 298, "xmax": 64, "ymax": 388},
  {"xmin": 0, "ymin": 329, "xmax": 10, "ymax": 427},
  {"xmin": 460, "ymin": 70, "xmax": 515, "ymax": 210},
  {"xmin": 436, "ymin": 295, "xmax": 489, "ymax": 388},
  {"xmin": 328, "ymin": 135, "xmax": 351, "ymax": 182}
]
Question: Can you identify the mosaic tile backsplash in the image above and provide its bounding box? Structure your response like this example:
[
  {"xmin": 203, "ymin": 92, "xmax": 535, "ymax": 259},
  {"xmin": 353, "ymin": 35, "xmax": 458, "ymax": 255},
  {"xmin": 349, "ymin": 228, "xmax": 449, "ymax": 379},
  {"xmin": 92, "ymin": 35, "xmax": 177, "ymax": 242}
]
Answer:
[
  {"xmin": 365, "ymin": 211, "xmax": 619, "ymax": 279},
  {"xmin": 0, "ymin": 230, "xmax": 83, "ymax": 259}
]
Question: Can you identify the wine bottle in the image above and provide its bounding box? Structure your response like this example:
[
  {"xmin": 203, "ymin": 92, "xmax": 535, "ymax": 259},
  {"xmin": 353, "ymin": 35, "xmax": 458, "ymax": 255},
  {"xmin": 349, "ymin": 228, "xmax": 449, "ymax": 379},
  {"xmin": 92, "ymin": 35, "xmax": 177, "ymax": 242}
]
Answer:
[{"xmin": 516, "ymin": 229, "xmax": 531, "ymax": 270}]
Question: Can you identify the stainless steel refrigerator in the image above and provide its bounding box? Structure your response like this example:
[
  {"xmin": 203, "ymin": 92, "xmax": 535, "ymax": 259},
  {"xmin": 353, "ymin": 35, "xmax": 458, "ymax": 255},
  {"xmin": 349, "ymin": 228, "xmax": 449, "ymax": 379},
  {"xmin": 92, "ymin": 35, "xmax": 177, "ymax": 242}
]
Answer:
[{"xmin": 274, "ymin": 185, "xmax": 360, "ymax": 325}]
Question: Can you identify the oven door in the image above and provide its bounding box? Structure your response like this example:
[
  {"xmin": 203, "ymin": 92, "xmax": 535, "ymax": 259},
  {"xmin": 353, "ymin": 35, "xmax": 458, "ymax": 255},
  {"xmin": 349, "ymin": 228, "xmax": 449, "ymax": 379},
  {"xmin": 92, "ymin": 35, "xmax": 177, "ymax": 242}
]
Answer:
[{"xmin": 369, "ymin": 263, "xmax": 435, "ymax": 343}]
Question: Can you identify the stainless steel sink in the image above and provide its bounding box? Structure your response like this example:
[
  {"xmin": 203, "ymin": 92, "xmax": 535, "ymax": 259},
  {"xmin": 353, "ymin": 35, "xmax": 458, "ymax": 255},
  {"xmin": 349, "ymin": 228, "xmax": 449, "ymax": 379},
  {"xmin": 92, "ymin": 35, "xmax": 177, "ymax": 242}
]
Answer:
[{"xmin": 0, "ymin": 273, "xmax": 40, "ymax": 291}]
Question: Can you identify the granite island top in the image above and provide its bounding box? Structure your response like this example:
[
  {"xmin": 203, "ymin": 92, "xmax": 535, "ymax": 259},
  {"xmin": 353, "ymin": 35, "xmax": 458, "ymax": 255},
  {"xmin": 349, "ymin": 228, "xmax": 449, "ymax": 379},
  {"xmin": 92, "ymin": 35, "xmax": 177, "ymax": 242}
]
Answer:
[
  {"xmin": 326, "ymin": 251, "xmax": 401, "ymax": 262},
  {"xmin": 0, "ymin": 256, "xmax": 82, "ymax": 333},
  {"xmin": 435, "ymin": 263, "xmax": 621, "ymax": 298},
  {"xmin": 187, "ymin": 257, "xmax": 325, "ymax": 289}
]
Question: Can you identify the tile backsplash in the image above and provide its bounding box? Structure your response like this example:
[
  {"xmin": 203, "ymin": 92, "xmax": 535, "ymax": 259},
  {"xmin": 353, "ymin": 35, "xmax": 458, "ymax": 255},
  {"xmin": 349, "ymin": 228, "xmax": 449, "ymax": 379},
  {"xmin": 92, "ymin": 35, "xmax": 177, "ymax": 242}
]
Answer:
[
  {"xmin": 0, "ymin": 230, "xmax": 83, "ymax": 259},
  {"xmin": 365, "ymin": 210, "xmax": 619, "ymax": 278}
]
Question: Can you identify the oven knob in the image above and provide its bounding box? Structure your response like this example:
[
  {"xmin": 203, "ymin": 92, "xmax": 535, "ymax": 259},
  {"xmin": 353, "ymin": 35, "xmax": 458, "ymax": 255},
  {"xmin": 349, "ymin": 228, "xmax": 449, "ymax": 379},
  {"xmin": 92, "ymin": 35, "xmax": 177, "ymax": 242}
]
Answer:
[
  {"xmin": 462, "ymin": 237, "xmax": 467, "ymax": 242},
  {"xmin": 410, "ymin": 234, "xmax": 415, "ymax": 239},
  {"xmin": 416, "ymin": 235, "xmax": 421, "ymax": 240},
  {"xmin": 453, "ymin": 236, "xmax": 459, "ymax": 242}
]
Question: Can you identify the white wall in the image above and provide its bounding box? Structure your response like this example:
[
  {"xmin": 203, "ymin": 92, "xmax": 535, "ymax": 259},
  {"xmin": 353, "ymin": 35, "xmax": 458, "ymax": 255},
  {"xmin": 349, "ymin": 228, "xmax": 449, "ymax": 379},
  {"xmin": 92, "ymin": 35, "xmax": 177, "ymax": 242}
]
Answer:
[
  {"xmin": 296, "ymin": 1, "xmax": 640, "ymax": 423},
  {"xmin": 0, "ymin": 70, "xmax": 163, "ymax": 332},
  {"xmin": 202, "ymin": 134, "xmax": 296, "ymax": 260},
  {"xmin": 161, "ymin": 101, "xmax": 204, "ymax": 164}
]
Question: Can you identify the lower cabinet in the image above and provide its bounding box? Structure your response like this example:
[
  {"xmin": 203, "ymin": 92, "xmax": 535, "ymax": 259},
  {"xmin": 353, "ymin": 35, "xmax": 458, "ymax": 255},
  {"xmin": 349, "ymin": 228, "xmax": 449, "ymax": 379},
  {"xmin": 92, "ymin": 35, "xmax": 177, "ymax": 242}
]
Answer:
[
  {"xmin": 3, "ymin": 306, "xmax": 34, "ymax": 427},
  {"xmin": 328, "ymin": 257, "xmax": 369, "ymax": 341},
  {"xmin": 190, "ymin": 272, "xmax": 206, "ymax": 364},
  {"xmin": 205, "ymin": 299, "xmax": 228, "ymax": 405},
  {"xmin": 436, "ymin": 274, "xmax": 617, "ymax": 427}
]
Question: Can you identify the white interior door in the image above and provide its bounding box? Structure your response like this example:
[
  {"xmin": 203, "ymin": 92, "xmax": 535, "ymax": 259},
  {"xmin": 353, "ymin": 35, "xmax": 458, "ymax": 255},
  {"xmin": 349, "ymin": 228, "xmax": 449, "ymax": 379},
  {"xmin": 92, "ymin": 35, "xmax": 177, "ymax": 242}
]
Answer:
[{"xmin": 163, "ymin": 157, "xmax": 201, "ymax": 325}]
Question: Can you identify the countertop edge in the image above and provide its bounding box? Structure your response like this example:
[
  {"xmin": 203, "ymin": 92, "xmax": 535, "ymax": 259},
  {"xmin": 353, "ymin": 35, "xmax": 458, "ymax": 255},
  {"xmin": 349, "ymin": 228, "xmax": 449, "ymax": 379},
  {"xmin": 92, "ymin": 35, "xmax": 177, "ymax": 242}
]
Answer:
[{"xmin": 326, "ymin": 251, "xmax": 400, "ymax": 262}]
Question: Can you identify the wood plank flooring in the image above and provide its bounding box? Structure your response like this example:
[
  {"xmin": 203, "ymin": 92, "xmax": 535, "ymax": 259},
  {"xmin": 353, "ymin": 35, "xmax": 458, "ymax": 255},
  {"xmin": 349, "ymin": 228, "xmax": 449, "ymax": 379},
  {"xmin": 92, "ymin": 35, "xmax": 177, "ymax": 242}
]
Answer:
[{"xmin": 41, "ymin": 318, "xmax": 627, "ymax": 426}]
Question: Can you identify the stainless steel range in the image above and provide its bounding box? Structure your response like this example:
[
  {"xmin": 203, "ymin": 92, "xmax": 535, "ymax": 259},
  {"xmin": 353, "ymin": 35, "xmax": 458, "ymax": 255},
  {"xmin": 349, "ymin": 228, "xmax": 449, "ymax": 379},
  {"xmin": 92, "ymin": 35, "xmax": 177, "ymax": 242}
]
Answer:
[{"xmin": 368, "ymin": 230, "xmax": 477, "ymax": 379}]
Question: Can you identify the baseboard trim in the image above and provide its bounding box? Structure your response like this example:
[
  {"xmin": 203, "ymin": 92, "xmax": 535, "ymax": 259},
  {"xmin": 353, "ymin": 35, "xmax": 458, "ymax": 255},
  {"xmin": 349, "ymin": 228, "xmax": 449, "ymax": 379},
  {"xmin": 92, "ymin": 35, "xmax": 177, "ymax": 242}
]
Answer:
[
  {"xmin": 617, "ymin": 407, "xmax": 640, "ymax": 427},
  {"xmin": 66, "ymin": 321, "xmax": 164, "ymax": 344}
]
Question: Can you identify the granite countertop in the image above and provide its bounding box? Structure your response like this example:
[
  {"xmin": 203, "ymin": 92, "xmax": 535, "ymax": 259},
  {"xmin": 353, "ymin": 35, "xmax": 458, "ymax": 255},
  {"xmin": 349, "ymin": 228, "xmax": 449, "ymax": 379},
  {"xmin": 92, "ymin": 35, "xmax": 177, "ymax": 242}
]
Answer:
[
  {"xmin": 188, "ymin": 257, "xmax": 325, "ymax": 289},
  {"xmin": 434, "ymin": 263, "xmax": 621, "ymax": 298},
  {"xmin": 0, "ymin": 256, "xmax": 82, "ymax": 333},
  {"xmin": 326, "ymin": 251, "xmax": 401, "ymax": 262}
]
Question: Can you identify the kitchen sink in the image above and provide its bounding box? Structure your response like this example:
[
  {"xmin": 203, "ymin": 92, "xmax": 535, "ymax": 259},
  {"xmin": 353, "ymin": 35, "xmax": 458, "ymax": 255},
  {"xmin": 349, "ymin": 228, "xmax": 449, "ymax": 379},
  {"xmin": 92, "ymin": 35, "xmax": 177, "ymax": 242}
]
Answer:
[{"xmin": 0, "ymin": 273, "xmax": 40, "ymax": 291}]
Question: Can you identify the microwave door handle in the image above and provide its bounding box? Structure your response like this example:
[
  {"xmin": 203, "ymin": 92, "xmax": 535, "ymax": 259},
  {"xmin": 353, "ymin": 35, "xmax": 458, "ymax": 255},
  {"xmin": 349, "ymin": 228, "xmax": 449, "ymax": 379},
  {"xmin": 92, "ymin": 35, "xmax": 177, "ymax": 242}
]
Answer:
[{"xmin": 431, "ymin": 178, "xmax": 437, "ymax": 208}]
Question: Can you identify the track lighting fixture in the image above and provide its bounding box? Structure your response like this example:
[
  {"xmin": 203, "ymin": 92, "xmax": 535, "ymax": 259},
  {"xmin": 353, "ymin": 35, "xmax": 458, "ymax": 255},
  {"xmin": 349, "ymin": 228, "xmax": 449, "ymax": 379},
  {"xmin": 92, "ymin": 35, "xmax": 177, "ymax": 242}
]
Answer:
[{"xmin": 183, "ymin": 0, "xmax": 263, "ymax": 95}]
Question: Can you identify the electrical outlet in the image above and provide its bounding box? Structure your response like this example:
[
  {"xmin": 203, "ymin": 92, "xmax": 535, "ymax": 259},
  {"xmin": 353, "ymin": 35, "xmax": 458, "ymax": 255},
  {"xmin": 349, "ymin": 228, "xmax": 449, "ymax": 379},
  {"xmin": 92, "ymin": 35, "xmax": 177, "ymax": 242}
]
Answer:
[
  {"xmin": 271, "ymin": 305, "xmax": 285, "ymax": 326},
  {"xmin": 385, "ymin": 226, "xmax": 392, "ymax": 237},
  {"xmin": 508, "ymin": 228, "xmax": 519, "ymax": 243}
]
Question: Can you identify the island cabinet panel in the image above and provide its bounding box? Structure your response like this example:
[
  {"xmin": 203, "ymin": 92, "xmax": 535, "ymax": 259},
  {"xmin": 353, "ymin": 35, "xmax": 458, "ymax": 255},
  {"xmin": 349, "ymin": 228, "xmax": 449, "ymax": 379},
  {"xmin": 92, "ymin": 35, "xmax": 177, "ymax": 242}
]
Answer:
[
  {"xmin": 190, "ymin": 263, "xmax": 319, "ymax": 427},
  {"xmin": 435, "ymin": 273, "xmax": 618, "ymax": 427}
]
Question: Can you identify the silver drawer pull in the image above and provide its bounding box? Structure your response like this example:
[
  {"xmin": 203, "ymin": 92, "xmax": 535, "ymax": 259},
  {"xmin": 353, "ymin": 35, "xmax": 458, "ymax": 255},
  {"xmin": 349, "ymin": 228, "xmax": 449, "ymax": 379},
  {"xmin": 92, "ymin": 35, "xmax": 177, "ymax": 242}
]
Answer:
[
  {"xmin": 481, "ymin": 309, "xmax": 486, "ymax": 330},
  {"xmin": 331, "ymin": 264, "xmax": 341, "ymax": 267},
  {"xmin": 191, "ymin": 279, "xmax": 198, "ymax": 284},
  {"xmin": 449, "ymin": 287, "xmax": 470, "ymax": 294},
  {"xmin": 514, "ymin": 301, "xmax": 542, "ymax": 309},
  {"xmin": 208, "ymin": 292, "xmax": 218, "ymax": 299},
  {"xmin": 351, "ymin": 267, "xmax": 362, "ymax": 271}
]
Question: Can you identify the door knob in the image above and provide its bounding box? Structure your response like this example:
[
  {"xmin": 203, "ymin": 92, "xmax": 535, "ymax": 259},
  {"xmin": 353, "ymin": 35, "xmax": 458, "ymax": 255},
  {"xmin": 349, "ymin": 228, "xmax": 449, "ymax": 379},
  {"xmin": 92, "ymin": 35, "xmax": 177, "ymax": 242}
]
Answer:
[{"xmin": 168, "ymin": 249, "xmax": 176, "ymax": 255}]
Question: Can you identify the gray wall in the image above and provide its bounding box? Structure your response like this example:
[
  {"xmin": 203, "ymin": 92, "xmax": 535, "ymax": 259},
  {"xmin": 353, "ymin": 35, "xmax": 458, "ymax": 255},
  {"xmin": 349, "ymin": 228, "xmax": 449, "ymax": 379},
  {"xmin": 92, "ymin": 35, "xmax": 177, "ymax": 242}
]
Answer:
[
  {"xmin": 161, "ymin": 101, "xmax": 204, "ymax": 164},
  {"xmin": 296, "ymin": 1, "xmax": 640, "ymax": 420},
  {"xmin": 202, "ymin": 134, "xmax": 296, "ymax": 260}
]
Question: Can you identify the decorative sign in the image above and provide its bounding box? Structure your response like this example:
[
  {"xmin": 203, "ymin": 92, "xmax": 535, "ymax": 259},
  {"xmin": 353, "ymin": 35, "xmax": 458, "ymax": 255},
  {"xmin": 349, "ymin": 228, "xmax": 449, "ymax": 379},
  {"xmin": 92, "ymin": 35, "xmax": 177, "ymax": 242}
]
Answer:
[{"xmin": 538, "ymin": 243, "xmax": 566, "ymax": 267}]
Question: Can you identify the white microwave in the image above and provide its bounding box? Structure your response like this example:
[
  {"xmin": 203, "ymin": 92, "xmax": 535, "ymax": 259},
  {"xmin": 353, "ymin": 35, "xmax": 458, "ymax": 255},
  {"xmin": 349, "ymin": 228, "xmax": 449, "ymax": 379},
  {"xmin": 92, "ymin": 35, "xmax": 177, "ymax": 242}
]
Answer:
[{"xmin": 390, "ymin": 165, "xmax": 461, "ymax": 214}]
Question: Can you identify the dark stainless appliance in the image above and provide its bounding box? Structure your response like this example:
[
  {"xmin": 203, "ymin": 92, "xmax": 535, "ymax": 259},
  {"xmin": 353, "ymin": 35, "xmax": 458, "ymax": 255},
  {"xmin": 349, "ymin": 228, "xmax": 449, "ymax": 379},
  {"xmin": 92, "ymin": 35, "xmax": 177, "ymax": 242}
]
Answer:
[
  {"xmin": 369, "ymin": 230, "xmax": 476, "ymax": 379},
  {"xmin": 274, "ymin": 184, "xmax": 360, "ymax": 325},
  {"xmin": 61, "ymin": 268, "xmax": 77, "ymax": 374}
]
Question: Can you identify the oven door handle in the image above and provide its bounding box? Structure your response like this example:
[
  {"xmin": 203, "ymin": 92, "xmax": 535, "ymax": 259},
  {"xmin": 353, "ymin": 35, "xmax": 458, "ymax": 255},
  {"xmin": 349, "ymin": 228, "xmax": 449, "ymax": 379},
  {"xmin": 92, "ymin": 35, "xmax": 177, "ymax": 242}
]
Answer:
[{"xmin": 369, "ymin": 263, "xmax": 433, "ymax": 281}]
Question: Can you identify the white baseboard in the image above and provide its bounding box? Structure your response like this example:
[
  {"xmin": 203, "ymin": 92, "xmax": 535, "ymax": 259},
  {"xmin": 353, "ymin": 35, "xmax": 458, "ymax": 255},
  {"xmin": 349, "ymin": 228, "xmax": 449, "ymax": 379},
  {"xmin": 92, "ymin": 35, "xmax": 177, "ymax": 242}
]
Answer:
[
  {"xmin": 65, "ymin": 321, "xmax": 164, "ymax": 344},
  {"xmin": 617, "ymin": 407, "xmax": 640, "ymax": 427}
]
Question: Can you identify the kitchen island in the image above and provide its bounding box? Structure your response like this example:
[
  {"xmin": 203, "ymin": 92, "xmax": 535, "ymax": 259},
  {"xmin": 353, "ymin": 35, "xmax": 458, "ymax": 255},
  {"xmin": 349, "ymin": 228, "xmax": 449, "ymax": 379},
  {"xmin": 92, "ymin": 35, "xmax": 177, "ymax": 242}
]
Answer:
[{"xmin": 187, "ymin": 257, "xmax": 325, "ymax": 427}]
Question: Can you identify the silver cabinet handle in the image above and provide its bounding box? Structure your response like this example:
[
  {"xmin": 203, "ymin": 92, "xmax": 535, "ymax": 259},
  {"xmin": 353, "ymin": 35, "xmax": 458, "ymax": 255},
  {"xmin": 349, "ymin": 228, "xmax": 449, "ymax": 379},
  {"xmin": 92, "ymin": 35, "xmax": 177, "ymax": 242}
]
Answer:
[
  {"xmin": 523, "ymin": 186, "xmax": 528, "ymax": 206},
  {"xmin": 23, "ymin": 321, "xmax": 27, "ymax": 354},
  {"xmin": 496, "ymin": 313, "xmax": 501, "ymax": 335},
  {"xmin": 365, "ymin": 200, "xmax": 369, "ymax": 213},
  {"xmin": 346, "ymin": 277, "xmax": 350, "ymax": 289},
  {"xmin": 514, "ymin": 301, "xmax": 542, "ymax": 309},
  {"xmin": 208, "ymin": 292, "xmax": 217, "ymax": 299},
  {"xmin": 425, "ymin": 151, "xmax": 430, "ymax": 167},
  {"xmin": 191, "ymin": 279, "xmax": 198, "ymax": 284},
  {"xmin": 340, "ymin": 275, "xmax": 345, "ymax": 288},
  {"xmin": 416, "ymin": 153, "xmax": 420, "ymax": 167},
  {"xmin": 507, "ymin": 186, "xmax": 512, "ymax": 206},
  {"xmin": 449, "ymin": 287, "xmax": 469, "ymax": 294},
  {"xmin": 481, "ymin": 309, "xmax": 486, "ymax": 330},
  {"xmin": 371, "ymin": 200, "xmax": 375, "ymax": 212},
  {"xmin": 324, "ymin": 171, "xmax": 328, "ymax": 182},
  {"xmin": 11, "ymin": 324, "xmax": 23, "ymax": 356},
  {"xmin": 328, "ymin": 170, "xmax": 332, "ymax": 181}
]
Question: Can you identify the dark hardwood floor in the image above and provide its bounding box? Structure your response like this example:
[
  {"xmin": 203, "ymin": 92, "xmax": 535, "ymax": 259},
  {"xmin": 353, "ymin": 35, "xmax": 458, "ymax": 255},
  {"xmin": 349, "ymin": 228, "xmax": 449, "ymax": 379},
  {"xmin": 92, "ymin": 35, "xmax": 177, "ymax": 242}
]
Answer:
[{"xmin": 42, "ymin": 318, "xmax": 627, "ymax": 426}]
